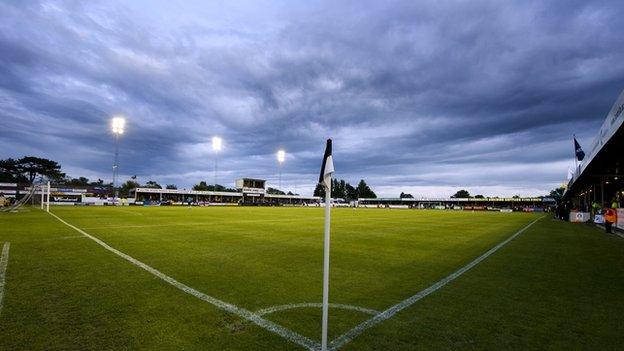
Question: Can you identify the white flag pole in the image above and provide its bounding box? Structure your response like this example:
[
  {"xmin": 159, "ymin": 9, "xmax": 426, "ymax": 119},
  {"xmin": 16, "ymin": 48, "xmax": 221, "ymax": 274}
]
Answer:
[{"xmin": 321, "ymin": 181, "xmax": 331, "ymax": 351}]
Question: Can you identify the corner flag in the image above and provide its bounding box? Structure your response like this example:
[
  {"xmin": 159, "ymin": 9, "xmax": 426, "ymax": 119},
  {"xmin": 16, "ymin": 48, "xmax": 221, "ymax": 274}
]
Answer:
[
  {"xmin": 319, "ymin": 139, "xmax": 333, "ymax": 351},
  {"xmin": 574, "ymin": 137, "xmax": 585, "ymax": 161},
  {"xmin": 319, "ymin": 139, "xmax": 334, "ymax": 189}
]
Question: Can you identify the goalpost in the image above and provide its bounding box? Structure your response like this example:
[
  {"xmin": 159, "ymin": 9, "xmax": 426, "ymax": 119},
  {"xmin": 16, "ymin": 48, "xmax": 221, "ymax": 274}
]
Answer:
[{"xmin": 0, "ymin": 182, "xmax": 50, "ymax": 213}]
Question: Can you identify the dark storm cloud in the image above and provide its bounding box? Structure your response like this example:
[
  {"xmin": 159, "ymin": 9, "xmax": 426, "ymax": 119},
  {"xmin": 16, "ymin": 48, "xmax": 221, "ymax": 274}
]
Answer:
[{"xmin": 1, "ymin": 0, "xmax": 623, "ymax": 196}]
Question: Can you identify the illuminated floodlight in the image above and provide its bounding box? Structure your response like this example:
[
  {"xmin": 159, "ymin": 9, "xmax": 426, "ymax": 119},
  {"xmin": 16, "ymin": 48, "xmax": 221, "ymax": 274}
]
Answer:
[
  {"xmin": 111, "ymin": 117, "xmax": 126, "ymax": 135},
  {"xmin": 277, "ymin": 149, "xmax": 286, "ymax": 163},
  {"xmin": 212, "ymin": 136, "xmax": 222, "ymax": 152},
  {"xmin": 111, "ymin": 116, "xmax": 126, "ymax": 200}
]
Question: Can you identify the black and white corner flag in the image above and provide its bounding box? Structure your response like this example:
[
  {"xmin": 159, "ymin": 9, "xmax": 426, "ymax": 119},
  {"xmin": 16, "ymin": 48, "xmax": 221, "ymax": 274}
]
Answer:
[
  {"xmin": 319, "ymin": 138, "xmax": 334, "ymax": 351},
  {"xmin": 319, "ymin": 139, "xmax": 334, "ymax": 190}
]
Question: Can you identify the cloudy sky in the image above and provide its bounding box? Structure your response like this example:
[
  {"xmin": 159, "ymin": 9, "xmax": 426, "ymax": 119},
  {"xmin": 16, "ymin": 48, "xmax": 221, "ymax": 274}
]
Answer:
[{"xmin": 2, "ymin": 0, "xmax": 623, "ymax": 197}]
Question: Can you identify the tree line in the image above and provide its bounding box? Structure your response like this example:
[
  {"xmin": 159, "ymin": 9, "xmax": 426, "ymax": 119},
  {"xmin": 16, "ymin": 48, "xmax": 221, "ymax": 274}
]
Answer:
[
  {"xmin": 0, "ymin": 156, "xmax": 300, "ymax": 197},
  {"xmin": 313, "ymin": 178, "xmax": 377, "ymax": 200},
  {"xmin": 0, "ymin": 157, "xmax": 65, "ymax": 183}
]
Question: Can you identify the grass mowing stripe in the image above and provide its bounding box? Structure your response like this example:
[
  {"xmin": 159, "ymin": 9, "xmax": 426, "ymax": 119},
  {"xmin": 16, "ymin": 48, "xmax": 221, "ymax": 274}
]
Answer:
[
  {"xmin": 0, "ymin": 242, "xmax": 10, "ymax": 316},
  {"xmin": 329, "ymin": 215, "xmax": 544, "ymax": 350},
  {"xmin": 46, "ymin": 211, "xmax": 320, "ymax": 351}
]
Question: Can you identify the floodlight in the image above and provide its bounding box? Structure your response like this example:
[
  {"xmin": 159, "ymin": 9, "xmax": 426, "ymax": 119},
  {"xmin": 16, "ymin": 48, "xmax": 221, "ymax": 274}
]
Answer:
[
  {"xmin": 277, "ymin": 149, "xmax": 286, "ymax": 163},
  {"xmin": 212, "ymin": 136, "xmax": 222, "ymax": 152},
  {"xmin": 111, "ymin": 117, "xmax": 126, "ymax": 135},
  {"xmin": 110, "ymin": 116, "xmax": 126, "ymax": 201}
]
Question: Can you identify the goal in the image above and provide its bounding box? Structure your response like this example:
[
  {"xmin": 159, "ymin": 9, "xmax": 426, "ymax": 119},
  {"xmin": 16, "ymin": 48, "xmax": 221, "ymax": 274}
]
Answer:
[{"xmin": 0, "ymin": 182, "xmax": 50, "ymax": 213}]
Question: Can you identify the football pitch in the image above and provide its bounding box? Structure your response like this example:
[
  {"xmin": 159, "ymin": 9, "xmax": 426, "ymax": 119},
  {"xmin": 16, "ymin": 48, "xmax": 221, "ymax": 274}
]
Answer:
[{"xmin": 1, "ymin": 207, "xmax": 623, "ymax": 350}]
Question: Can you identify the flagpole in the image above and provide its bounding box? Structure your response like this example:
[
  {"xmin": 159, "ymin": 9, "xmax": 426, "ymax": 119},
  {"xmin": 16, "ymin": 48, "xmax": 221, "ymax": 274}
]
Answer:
[{"xmin": 321, "ymin": 181, "xmax": 331, "ymax": 351}]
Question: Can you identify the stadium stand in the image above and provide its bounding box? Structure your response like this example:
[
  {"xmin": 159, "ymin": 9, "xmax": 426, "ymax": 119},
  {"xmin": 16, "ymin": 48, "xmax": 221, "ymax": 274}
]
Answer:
[
  {"xmin": 358, "ymin": 197, "xmax": 554, "ymax": 211},
  {"xmin": 131, "ymin": 178, "xmax": 320, "ymax": 206},
  {"xmin": 562, "ymin": 89, "xmax": 624, "ymax": 229}
]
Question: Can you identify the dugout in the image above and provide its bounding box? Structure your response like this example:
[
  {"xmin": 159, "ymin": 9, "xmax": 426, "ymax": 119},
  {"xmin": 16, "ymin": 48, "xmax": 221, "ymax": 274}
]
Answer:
[{"xmin": 563, "ymin": 89, "xmax": 624, "ymax": 219}]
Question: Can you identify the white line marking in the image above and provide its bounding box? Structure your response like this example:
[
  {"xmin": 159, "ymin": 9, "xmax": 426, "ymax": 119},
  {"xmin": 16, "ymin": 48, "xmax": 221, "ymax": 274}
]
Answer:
[
  {"xmin": 328, "ymin": 216, "xmax": 545, "ymax": 350},
  {"xmin": 256, "ymin": 303, "xmax": 379, "ymax": 316},
  {"xmin": 0, "ymin": 242, "xmax": 10, "ymax": 316},
  {"xmin": 47, "ymin": 212, "xmax": 320, "ymax": 350}
]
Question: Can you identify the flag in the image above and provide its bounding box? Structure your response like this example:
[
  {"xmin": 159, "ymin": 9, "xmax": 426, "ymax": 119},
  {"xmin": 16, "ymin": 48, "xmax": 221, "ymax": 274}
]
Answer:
[
  {"xmin": 567, "ymin": 166, "xmax": 574, "ymax": 180},
  {"xmin": 318, "ymin": 139, "xmax": 334, "ymax": 190},
  {"xmin": 574, "ymin": 137, "xmax": 585, "ymax": 161}
]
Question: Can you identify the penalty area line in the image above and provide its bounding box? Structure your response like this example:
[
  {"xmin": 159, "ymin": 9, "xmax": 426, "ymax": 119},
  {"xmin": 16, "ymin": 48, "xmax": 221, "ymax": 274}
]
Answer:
[
  {"xmin": 0, "ymin": 242, "xmax": 10, "ymax": 316},
  {"xmin": 46, "ymin": 211, "xmax": 320, "ymax": 351},
  {"xmin": 329, "ymin": 215, "xmax": 545, "ymax": 350}
]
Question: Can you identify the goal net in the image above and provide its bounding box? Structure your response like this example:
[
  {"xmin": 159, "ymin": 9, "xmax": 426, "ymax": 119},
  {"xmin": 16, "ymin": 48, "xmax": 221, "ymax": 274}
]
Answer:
[{"xmin": 0, "ymin": 183, "xmax": 50, "ymax": 213}]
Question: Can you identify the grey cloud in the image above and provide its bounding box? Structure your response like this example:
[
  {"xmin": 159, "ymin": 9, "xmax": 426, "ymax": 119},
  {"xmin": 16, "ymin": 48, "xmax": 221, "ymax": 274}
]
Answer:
[{"xmin": 1, "ymin": 0, "xmax": 623, "ymax": 197}]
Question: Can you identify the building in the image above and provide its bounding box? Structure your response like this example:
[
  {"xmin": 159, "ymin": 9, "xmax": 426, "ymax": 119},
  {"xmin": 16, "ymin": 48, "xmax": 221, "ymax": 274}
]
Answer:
[
  {"xmin": 562, "ymin": 89, "xmax": 624, "ymax": 228},
  {"xmin": 236, "ymin": 178, "xmax": 267, "ymax": 204},
  {"xmin": 130, "ymin": 178, "xmax": 320, "ymax": 206},
  {"xmin": 0, "ymin": 183, "xmax": 18, "ymax": 199}
]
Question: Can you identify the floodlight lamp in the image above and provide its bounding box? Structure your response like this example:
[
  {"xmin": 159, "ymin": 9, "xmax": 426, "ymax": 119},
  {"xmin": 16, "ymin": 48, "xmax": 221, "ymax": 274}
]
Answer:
[
  {"xmin": 277, "ymin": 149, "xmax": 286, "ymax": 163},
  {"xmin": 111, "ymin": 117, "xmax": 126, "ymax": 135},
  {"xmin": 212, "ymin": 136, "xmax": 222, "ymax": 152}
]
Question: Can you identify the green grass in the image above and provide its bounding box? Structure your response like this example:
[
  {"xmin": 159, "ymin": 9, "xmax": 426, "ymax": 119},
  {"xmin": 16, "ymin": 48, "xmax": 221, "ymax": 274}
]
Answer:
[{"xmin": 0, "ymin": 206, "xmax": 623, "ymax": 350}]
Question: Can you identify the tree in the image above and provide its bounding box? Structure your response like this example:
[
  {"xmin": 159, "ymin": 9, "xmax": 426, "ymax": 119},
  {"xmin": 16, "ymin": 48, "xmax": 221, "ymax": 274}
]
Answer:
[
  {"xmin": 400, "ymin": 192, "xmax": 414, "ymax": 198},
  {"xmin": 64, "ymin": 177, "xmax": 90, "ymax": 186},
  {"xmin": 314, "ymin": 183, "xmax": 326, "ymax": 198},
  {"xmin": 345, "ymin": 183, "xmax": 358, "ymax": 200},
  {"xmin": 166, "ymin": 184, "xmax": 178, "ymax": 189},
  {"xmin": 331, "ymin": 179, "xmax": 348, "ymax": 199},
  {"xmin": 314, "ymin": 179, "xmax": 374, "ymax": 199},
  {"xmin": 549, "ymin": 187, "xmax": 565, "ymax": 202},
  {"xmin": 144, "ymin": 180, "xmax": 162, "ymax": 189},
  {"xmin": 356, "ymin": 179, "xmax": 376, "ymax": 198},
  {"xmin": 267, "ymin": 187, "xmax": 286, "ymax": 195},
  {"xmin": 118, "ymin": 180, "xmax": 140, "ymax": 197},
  {"xmin": 451, "ymin": 189, "xmax": 470, "ymax": 198},
  {"xmin": 213, "ymin": 184, "xmax": 230, "ymax": 192},
  {"xmin": 212, "ymin": 184, "xmax": 223, "ymax": 191},
  {"xmin": 474, "ymin": 194, "xmax": 485, "ymax": 199},
  {"xmin": 15, "ymin": 156, "xmax": 65, "ymax": 183},
  {"xmin": 193, "ymin": 181, "xmax": 210, "ymax": 191},
  {"xmin": 0, "ymin": 158, "xmax": 26, "ymax": 183},
  {"xmin": 90, "ymin": 178, "xmax": 105, "ymax": 186}
]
